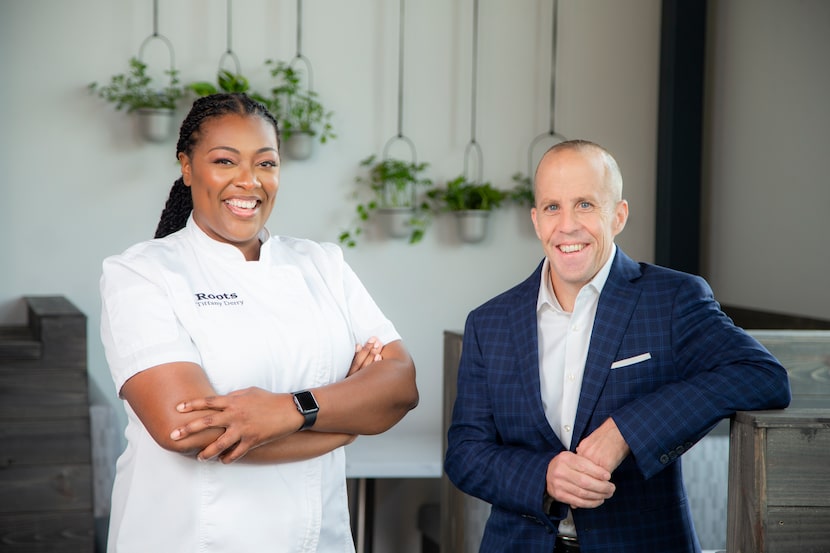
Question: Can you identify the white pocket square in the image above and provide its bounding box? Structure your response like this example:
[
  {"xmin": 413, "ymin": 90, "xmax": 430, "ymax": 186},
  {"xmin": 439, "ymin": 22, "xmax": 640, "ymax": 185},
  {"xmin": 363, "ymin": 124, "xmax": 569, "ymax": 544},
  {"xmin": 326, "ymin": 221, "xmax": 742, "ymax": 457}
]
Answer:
[{"xmin": 610, "ymin": 352, "xmax": 652, "ymax": 369}]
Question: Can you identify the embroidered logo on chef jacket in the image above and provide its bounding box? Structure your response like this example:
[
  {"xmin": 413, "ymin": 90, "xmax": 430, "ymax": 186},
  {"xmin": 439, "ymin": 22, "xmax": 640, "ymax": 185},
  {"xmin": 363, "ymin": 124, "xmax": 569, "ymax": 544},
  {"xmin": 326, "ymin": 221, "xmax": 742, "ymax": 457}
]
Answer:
[{"xmin": 194, "ymin": 292, "xmax": 244, "ymax": 307}]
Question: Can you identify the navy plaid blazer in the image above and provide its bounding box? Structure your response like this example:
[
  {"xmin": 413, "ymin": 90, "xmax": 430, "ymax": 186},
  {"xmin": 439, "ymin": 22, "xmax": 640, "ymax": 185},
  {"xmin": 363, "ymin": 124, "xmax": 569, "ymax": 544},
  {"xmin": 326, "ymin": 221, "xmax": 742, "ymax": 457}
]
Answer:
[{"xmin": 444, "ymin": 248, "xmax": 791, "ymax": 553}]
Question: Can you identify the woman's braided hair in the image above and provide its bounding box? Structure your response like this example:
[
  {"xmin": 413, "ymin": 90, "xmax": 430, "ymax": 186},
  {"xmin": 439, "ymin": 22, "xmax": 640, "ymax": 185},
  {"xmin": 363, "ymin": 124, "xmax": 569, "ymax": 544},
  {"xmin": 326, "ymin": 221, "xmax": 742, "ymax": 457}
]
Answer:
[{"xmin": 154, "ymin": 93, "xmax": 280, "ymax": 239}]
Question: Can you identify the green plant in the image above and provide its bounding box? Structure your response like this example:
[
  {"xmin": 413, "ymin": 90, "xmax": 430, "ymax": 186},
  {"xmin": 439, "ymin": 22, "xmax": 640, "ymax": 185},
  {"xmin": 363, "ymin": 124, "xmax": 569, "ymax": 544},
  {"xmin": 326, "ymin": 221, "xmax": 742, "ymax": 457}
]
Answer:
[
  {"xmin": 428, "ymin": 175, "xmax": 508, "ymax": 212},
  {"xmin": 187, "ymin": 69, "xmax": 251, "ymax": 96},
  {"xmin": 509, "ymin": 172, "xmax": 535, "ymax": 208},
  {"xmin": 339, "ymin": 155, "xmax": 434, "ymax": 247},
  {"xmin": 259, "ymin": 60, "xmax": 335, "ymax": 143},
  {"xmin": 89, "ymin": 57, "xmax": 185, "ymax": 112}
]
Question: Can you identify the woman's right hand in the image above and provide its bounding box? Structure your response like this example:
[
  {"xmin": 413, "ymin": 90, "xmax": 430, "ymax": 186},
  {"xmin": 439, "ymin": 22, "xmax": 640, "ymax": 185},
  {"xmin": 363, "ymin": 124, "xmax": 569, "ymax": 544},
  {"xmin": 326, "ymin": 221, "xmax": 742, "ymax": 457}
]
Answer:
[{"xmin": 347, "ymin": 336, "xmax": 383, "ymax": 377}]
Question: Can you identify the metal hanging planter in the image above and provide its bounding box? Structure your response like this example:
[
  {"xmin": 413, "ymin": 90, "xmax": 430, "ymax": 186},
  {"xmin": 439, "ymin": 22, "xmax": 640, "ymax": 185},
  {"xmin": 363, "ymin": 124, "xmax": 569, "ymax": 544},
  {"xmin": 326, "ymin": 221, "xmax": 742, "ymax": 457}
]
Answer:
[
  {"xmin": 375, "ymin": 0, "xmax": 424, "ymax": 239},
  {"xmin": 185, "ymin": 1, "xmax": 251, "ymax": 99},
  {"xmin": 339, "ymin": 0, "xmax": 432, "ymax": 247},
  {"xmin": 134, "ymin": 0, "xmax": 179, "ymax": 142},
  {"xmin": 283, "ymin": 53, "xmax": 315, "ymax": 160},
  {"xmin": 454, "ymin": 0, "xmax": 491, "ymax": 244},
  {"xmin": 376, "ymin": 135, "xmax": 419, "ymax": 239},
  {"xmin": 280, "ymin": 0, "xmax": 336, "ymax": 160}
]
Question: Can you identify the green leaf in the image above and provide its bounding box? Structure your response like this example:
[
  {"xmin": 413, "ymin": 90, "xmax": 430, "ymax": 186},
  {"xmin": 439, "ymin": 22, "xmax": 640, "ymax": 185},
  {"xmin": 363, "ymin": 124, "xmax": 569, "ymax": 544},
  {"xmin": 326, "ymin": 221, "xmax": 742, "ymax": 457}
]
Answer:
[{"xmin": 90, "ymin": 57, "xmax": 185, "ymax": 112}]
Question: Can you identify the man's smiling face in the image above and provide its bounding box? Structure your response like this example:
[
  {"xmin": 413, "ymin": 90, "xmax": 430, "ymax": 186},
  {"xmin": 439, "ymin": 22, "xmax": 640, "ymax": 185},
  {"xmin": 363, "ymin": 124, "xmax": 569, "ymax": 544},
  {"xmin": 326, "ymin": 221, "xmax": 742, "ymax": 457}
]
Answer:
[{"xmin": 531, "ymin": 146, "xmax": 628, "ymax": 307}]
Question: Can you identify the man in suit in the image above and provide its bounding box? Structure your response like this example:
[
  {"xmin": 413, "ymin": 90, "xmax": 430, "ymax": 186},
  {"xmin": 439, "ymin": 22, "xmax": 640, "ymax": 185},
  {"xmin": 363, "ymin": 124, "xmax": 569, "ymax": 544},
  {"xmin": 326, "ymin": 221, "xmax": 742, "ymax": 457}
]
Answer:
[{"xmin": 444, "ymin": 140, "xmax": 791, "ymax": 553}]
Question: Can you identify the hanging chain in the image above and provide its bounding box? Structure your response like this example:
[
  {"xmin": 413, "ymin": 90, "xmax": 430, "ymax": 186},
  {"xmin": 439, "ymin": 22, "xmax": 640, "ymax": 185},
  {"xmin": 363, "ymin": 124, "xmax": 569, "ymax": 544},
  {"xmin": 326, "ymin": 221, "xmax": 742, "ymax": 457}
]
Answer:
[
  {"xmin": 226, "ymin": 0, "xmax": 233, "ymax": 54},
  {"xmin": 151, "ymin": 0, "xmax": 159, "ymax": 36},
  {"xmin": 382, "ymin": 0, "xmax": 416, "ymax": 163},
  {"xmin": 548, "ymin": 0, "xmax": 559, "ymax": 134},
  {"xmin": 296, "ymin": 0, "xmax": 303, "ymax": 58},
  {"xmin": 396, "ymin": 0, "xmax": 406, "ymax": 138},
  {"xmin": 463, "ymin": 0, "xmax": 483, "ymax": 184},
  {"xmin": 526, "ymin": 0, "xmax": 566, "ymax": 179},
  {"xmin": 218, "ymin": 0, "xmax": 241, "ymax": 74},
  {"xmin": 137, "ymin": 0, "xmax": 176, "ymax": 82},
  {"xmin": 289, "ymin": 0, "xmax": 313, "ymax": 90},
  {"xmin": 470, "ymin": 0, "xmax": 479, "ymax": 145}
]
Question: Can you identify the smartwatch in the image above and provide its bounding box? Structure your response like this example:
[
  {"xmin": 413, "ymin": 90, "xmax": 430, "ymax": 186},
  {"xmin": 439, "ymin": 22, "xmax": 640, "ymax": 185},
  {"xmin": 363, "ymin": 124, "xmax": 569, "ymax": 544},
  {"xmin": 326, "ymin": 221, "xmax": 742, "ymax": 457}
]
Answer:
[{"xmin": 292, "ymin": 390, "xmax": 319, "ymax": 431}]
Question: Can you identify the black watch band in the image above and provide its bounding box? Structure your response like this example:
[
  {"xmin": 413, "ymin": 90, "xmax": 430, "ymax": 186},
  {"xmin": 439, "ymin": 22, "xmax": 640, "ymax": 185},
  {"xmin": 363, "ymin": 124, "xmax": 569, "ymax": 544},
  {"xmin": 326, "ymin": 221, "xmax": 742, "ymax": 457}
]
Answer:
[{"xmin": 292, "ymin": 390, "xmax": 319, "ymax": 431}]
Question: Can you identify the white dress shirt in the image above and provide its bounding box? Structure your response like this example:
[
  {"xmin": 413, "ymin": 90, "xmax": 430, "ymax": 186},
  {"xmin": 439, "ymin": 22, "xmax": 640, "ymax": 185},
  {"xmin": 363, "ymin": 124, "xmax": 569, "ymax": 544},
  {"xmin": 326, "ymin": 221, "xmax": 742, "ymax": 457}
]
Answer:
[{"xmin": 537, "ymin": 245, "xmax": 615, "ymax": 536}]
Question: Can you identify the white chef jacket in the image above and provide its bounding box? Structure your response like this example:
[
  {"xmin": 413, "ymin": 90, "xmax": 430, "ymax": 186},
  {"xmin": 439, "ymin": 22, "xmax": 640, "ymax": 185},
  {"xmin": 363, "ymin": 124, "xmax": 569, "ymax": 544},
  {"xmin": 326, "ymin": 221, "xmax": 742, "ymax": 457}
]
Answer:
[{"xmin": 100, "ymin": 215, "xmax": 400, "ymax": 553}]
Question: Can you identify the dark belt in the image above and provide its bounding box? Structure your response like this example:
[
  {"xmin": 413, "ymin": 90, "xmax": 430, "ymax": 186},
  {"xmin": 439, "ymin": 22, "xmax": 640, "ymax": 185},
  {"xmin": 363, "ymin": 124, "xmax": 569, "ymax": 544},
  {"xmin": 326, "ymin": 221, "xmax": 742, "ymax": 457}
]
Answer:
[{"xmin": 554, "ymin": 534, "xmax": 580, "ymax": 553}]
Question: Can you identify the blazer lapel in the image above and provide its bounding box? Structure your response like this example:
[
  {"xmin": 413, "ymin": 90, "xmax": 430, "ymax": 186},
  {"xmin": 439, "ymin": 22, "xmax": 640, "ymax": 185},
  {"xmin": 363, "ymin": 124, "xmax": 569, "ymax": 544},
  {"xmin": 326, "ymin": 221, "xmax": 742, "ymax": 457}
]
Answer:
[
  {"xmin": 571, "ymin": 249, "xmax": 642, "ymax": 447},
  {"xmin": 509, "ymin": 261, "xmax": 564, "ymax": 448}
]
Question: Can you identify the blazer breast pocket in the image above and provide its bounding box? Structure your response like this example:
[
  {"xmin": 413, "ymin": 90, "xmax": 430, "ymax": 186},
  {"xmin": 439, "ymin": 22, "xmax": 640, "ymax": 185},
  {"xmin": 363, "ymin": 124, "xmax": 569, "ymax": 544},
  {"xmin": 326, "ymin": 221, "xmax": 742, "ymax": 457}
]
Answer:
[{"xmin": 610, "ymin": 352, "xmax": 652, "ymax": 369}]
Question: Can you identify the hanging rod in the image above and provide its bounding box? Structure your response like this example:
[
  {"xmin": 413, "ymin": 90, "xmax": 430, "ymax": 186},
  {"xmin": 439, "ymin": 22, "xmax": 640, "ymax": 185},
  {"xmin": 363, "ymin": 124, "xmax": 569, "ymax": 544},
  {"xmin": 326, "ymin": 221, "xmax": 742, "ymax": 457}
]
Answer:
[
  {"xmin": 219, "ymin": 0, "xmax": 241, "ymax": 74},
  {"xmin": 396, "ymin": 0, "xmax": 405, "ymax": 138},
  {"xmin": 138, "ymin": 0, "xmax": 176, "ymax": 78},
  {"xmin": 464, "ymin": 0, "xmax": 483, "ymax": 184},
  {"xmin": 547, "ymin": 0, "xmax": 560, "ymax": 135},
  {"xmin": 289, "ymin": 0, "xmax": 314, "ymax": 91},
  {"xmin": 526, "ymin": 0, "xmax": 566, "ymax": 178},
  {"xmin": 382, "ymin": 0, "xmax": 417, "ymax": 163},
  {"xmin": 296, "ymin": 0, "xmax": 303, "ymax": 58}
]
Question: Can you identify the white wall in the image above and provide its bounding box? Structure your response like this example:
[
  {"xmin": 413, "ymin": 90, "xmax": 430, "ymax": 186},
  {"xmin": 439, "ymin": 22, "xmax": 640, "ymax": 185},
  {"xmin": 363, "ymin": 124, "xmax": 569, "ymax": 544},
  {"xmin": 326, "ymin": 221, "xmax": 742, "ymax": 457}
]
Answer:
[
  {"xmin": 0, "ymin": 1, "xmax": 660, "ymax": 550},
  {"xmin": 703, "ymin": 0, "xmax": 830, "ymax": 320}
]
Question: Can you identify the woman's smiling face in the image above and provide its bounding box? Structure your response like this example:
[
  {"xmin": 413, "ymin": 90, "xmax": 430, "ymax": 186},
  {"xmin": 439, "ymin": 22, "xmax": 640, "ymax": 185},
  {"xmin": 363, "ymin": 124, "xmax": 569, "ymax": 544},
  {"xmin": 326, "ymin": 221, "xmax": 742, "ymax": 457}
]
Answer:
[{"xmin": 179, "ymin": 113, "xmax": 280, "ymax": 261}]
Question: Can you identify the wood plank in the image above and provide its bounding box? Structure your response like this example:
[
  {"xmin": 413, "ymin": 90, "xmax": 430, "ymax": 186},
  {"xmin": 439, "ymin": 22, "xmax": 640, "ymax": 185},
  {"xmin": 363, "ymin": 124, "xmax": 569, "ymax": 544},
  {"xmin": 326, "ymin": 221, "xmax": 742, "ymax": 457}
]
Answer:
[
  {"xmin": 0, "ymin": 369, "xmax": 90, "ymax": 420},
  {"xmin": 24, "ymin": 296, "xmax": 84, "ymax": 318},
  {"xmin": 0, "ymin": 465, "xmax": 92, "ymax": 514},
  {"xmin": 23, "ymin": 296, "xmax": 87, "ymax": 369},
  {"xmin": 440, "ymin": 331, "xmax": 490, "ymax": 553},
  {"xmin": 0, "ymin": 326, "xmax": 40, "ymax": 361},
  {"xmin": 728, "ymin": 409, "xmax": 830, "ymax": 552},
  {"xmin": 0, "ymin": 419, "xmax": 91, "ymax": 466},
  {"xmin": 765, "ymin": 426, "xmax": 830, "ymax": 508},
  {"xmin": 765, "ymin": 506, "xmax": 830, "ymax": 553},
  {"xmin": 748, "ymin": 330, "xmax": 830, "ymax": 408},
  {"xmin": 0, "ymin": 296, "xmax": 96, "ymax": 552},
  {"xmin": 727, "ymin": 416, "xmax": 765, "ymax": 553},
  {"xmin": 0, "ymin": 511, "xmax": 94, "ymax": 552}
]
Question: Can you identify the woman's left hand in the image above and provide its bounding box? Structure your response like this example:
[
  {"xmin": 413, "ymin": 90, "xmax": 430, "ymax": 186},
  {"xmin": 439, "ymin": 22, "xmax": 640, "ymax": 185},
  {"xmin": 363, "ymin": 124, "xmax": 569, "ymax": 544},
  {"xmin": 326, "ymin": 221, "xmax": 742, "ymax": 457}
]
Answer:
[
  {"xmin": 171, "ymin": 338, "xmax": 384, "ymax": 463},
  {"xmin": 171, "ymin": 387, "xmax": 300, "ymax": 463}
]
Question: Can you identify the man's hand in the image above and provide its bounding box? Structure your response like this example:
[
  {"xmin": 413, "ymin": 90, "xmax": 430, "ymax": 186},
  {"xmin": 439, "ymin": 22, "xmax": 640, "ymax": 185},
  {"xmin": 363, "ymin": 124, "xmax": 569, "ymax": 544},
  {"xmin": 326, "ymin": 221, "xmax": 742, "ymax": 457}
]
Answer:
[
  {"xmin": 546, "ymin": 451, "xmax": 616, "ymax": 509},
  {"xmin": 575, "ymin": 417, "xmax": 630, "ymax": 474}
]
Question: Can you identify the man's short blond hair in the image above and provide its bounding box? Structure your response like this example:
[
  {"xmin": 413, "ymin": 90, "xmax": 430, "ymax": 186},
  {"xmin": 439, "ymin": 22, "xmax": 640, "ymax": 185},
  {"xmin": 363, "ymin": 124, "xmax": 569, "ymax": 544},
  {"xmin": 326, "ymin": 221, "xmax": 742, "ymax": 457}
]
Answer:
[{"xmin": 535, "ymin": 139, "xmax": 624, "ymax": 202}]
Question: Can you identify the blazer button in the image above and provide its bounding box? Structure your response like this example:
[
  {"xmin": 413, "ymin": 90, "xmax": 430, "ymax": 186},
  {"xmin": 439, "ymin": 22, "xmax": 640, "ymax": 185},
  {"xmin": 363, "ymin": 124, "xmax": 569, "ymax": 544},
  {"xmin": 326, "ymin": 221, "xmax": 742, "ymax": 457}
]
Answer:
[{"xmin": 659, "ymin": 454, "xmax": 669, "ymax": 464}]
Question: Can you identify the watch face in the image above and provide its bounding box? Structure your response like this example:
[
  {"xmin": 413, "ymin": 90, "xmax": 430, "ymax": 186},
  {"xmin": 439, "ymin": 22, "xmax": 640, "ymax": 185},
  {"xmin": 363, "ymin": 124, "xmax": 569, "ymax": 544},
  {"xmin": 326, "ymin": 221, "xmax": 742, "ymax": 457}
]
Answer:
[{"xmin": 294, "ymin": 390, "xmax": 318, "ymax": 412}]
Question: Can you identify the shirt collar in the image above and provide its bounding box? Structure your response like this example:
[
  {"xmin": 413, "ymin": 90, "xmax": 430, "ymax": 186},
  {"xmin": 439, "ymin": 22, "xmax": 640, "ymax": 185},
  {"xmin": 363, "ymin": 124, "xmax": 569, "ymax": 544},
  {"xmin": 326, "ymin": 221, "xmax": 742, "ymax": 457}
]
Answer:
[
  {"xmin": 537, "ymin": 244, "xmax": 617, "ymax": 312},
  {"xmin": 185, "ymin": 213, "xmax": 271, "ymax": 262}
]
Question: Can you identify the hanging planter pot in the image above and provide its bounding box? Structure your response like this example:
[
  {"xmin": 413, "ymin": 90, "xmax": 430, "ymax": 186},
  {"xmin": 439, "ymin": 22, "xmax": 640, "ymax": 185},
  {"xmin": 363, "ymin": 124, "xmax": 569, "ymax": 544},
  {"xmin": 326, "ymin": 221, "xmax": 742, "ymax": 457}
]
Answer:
[
  {"xmin": 338, "ymin": 154, "xmax": 434, "ymax": 247},
  {"xmin": 136, "ymin": 108, "xmax": 175, "ymax": 142},
  {"xmin": 283, "ymin": 131, "xmax": 315, "ymax": 160},
  {"xmin": 454, "ymin": 210, "xmax": 490, "ymax": 243},
  {"xmin": 88, "ymin": 24, "xmax": 185, "ymax": 143},
  {"xmin": 259, "ymin": 58, "xmax": 336, "ymax": 160},
  {"xmin": 427, "ymin": 176, "xmax": 507, "ymax": 244},
  {"xmin": 376, "ymin": 207, "xmax": 415, "ymax": 239},
  {"xmin": 258, "ymin": 3, "xmax": 335, "ymax": 160}
]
